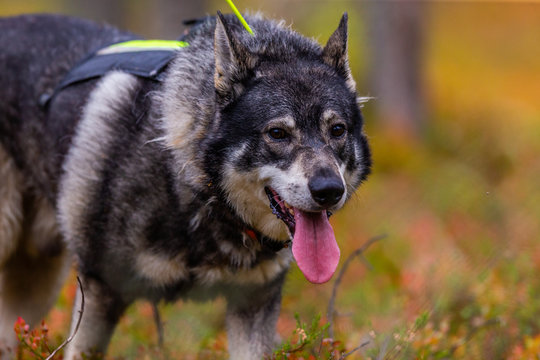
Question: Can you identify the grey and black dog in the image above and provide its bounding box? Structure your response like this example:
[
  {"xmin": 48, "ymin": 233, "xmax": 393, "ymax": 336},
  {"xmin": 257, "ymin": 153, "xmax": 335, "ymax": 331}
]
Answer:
[{"xmin": 0, "ymin": 11, "xmax": 371, "ymax": 359}]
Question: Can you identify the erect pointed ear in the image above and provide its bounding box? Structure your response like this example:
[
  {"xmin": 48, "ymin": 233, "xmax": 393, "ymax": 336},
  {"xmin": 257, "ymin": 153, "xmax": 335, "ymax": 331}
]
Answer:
[
  {"xmin": 214, "ymin": 11, "xmax": 256, "ymax": 104},
  {"xmin": 322, "ymin": 13, "xmax": 356, "ymax": 92}
]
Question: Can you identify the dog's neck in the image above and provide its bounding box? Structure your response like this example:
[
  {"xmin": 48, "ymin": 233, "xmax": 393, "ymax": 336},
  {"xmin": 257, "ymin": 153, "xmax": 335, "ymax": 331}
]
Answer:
[{"xmin": 243, "ymin": 227, "xmax": 291, "ymax": 252}]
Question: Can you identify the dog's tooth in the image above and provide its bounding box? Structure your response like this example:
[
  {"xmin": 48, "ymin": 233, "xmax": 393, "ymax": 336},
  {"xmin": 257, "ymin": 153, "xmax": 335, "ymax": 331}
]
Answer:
[{"xmin": 286, "ymin": 206, "xmax": 295, "ymax": 217}]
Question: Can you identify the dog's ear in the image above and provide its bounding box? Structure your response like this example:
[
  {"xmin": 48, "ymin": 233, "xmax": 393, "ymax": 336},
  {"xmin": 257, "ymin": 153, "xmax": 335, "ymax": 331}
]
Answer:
[
  {"xmin": 214, "ymin": 11, "xmax": 256, "ymax": 104},
  {"xmin": 322, "ymin": 13, "xmax": 356, "ymax": 92}
]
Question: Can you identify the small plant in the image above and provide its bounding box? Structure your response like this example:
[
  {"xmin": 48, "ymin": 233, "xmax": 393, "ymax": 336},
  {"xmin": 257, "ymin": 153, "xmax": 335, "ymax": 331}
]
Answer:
[
  {"xmin": 12, "ymin": 277, "xmax": 84, "ymax": 360},
  {"xmin": 14, "ymin": 317, "xmax": 52, "ymax": 360},
  {"xmin": 269, "ymin": 313, "xmax": 349, "ymax": 360}
]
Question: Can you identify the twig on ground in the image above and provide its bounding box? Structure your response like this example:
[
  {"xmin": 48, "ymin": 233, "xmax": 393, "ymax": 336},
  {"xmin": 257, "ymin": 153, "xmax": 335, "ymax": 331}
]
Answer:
[
  {"xmin": 339, "ymin": 340, "xmax": 370, "ymax": 359},
  {"xmin": 327, "ymin": 234, "xmax": 387, "ymax": 339},
  {"xmin": 152, "ymin": 301, "xmax": 164, "ymax": 348},
  {"xmin": 45, "ymin": 276, "xmax": 85, "ymax": 360}
]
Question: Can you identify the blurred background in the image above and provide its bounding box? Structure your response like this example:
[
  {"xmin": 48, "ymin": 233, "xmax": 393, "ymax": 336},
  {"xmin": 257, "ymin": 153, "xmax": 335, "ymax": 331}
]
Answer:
[{"xmin": 1, "ymin": 0, "xmax": 540, "ymax": 358}]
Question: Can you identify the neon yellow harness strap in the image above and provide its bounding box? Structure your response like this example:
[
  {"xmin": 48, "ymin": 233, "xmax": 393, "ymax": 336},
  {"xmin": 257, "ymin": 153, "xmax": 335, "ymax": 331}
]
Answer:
[{"xmin": 108, "ymin": 40, "xmax": 189, "ymax": 49}]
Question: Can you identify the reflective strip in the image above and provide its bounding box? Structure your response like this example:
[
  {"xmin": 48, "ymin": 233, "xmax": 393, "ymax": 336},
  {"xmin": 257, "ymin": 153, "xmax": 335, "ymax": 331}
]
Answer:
[
  {"xmin": 109, "ymin": 39, "xmax": 189, "ymax": 49},
  {"xmin": 97, "ymin": 39, "xmax": 189, "ymax": 55}
]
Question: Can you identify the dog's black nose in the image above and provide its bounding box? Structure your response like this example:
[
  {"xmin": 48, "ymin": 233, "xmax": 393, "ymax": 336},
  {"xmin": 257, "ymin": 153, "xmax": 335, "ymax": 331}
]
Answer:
[{"xmin": 308, "ymin": 174, "xmax": 345, "ymax": 208}]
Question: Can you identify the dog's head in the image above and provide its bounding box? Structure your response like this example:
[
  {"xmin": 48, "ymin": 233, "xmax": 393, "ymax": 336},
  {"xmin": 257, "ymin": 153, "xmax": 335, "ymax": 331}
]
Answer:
[{"xmin": 204, "ymin": 13, "xmax": 371, "ymax": 283}]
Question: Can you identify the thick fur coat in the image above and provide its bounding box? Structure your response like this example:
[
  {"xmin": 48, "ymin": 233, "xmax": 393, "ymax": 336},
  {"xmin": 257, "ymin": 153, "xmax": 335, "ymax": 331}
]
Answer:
[{"xmin": 0, "ymin": 13, "xmax": 371, "ymax": 359}]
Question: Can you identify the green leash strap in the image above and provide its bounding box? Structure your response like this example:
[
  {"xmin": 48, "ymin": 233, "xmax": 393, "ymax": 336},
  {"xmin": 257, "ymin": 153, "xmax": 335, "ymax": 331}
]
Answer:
[{"xmin": 225, "ymin": 0, "xmax": 254, "ymax": 35}]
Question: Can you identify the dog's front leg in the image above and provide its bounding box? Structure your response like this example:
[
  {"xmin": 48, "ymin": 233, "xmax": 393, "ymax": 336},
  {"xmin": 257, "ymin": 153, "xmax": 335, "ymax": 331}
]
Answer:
[
  {"xmin": 64, "ymin": 275, "xmax": 128, "ymax": 360},
  {"xmin": 224, "ymin": 273, "xmax": 286, "ymax": 360}
]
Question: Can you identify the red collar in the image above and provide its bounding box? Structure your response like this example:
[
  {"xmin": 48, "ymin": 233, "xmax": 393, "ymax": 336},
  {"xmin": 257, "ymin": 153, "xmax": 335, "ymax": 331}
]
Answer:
[{"xmin": 243, "ymin": 228, "xmax": 290, "ymax": 251}]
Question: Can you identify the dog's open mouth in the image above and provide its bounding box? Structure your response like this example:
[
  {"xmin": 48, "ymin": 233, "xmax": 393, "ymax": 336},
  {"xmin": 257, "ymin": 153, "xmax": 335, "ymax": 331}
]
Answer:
[
  {"xmin": 264, "ymin": 186, "xmax": 340, "ymax": 284},
  {"xmin": 265, "ymin": 187, "xmax": 296, "ymax": 235}
]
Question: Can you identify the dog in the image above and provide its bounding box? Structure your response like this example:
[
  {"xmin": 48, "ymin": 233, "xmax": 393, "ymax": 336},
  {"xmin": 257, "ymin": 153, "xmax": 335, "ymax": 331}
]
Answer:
[{"xmin": 0, "ymin": 11, "xmax": 371, "ymax": 359}]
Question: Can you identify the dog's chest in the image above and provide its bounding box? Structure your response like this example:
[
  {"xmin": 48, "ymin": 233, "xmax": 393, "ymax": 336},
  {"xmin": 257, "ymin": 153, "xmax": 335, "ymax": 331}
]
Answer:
[{"xmin": 131, "ymin": 217, "xmax": 292, "ymax": 300}]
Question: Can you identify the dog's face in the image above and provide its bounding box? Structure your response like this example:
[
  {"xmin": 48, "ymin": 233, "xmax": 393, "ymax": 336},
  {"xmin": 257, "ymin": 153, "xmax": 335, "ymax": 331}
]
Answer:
[{"xmin": 205, "ymin": 14, "xmax": 371, "ymax": 283}]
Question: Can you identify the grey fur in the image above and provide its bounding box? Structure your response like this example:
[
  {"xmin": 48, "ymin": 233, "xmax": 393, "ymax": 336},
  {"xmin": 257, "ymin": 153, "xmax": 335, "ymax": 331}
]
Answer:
[{"xmin": 0, "ymin": 13, "xmax": 370, "ymax": 359}]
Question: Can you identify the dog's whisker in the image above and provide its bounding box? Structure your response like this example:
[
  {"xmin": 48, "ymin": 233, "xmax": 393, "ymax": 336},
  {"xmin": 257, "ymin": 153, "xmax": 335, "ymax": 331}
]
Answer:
[{"xmin": 143, "ymin": 136, "xmax": 167, "ymax": 146}]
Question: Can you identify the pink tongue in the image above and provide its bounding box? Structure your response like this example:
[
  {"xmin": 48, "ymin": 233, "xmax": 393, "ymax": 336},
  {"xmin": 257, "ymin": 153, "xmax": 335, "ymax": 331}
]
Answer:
[{"xmin": 292, "ymin": 209, "xmax": 340, "ymax": 284}]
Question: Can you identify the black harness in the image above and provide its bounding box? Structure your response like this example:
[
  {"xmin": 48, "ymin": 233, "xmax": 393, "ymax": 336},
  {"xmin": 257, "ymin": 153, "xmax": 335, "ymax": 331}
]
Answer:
[{"xmin": 39, "ymin": 39, "xmax": 188, "ymax": 107}]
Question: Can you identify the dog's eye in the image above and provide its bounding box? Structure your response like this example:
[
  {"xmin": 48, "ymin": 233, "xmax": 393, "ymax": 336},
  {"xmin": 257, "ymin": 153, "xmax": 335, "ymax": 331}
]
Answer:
[
  {"xmin": 330, "ymin": 124, "xmax": 346, "ymax": 138},
  {"xmin": 268, "ymin": 128, "xmax": 288, "ymax": 140}
]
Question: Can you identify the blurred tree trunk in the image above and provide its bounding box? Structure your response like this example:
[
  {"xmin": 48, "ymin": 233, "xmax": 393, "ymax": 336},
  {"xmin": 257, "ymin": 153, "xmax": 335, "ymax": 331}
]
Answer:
[
  {"xmin": 149, "ymin": 0, "xmax": 209, "ymax": 39},
  {"xmin": 367, "ymin": 1, "xmax": 427, "ymax": 137},
  {"xmin": 65, "ymin": 0, "xmax": 209, "ymax": 39},
  {"xmin": 66, "ymin": 0, "xmax": 126, "ymax": 28}
]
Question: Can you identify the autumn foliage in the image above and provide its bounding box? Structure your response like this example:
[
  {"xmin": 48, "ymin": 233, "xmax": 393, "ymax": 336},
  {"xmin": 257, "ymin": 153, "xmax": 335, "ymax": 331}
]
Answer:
[{"xmin": 6, "ymin": 2, "xmax": 540, "ymax": 360}]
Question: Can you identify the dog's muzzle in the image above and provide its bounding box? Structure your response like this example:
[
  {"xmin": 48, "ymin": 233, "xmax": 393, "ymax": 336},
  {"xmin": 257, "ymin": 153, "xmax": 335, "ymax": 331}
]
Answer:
[{"xmin": 264, "ymin": 182, "xmax": 341, "ymax": 284}]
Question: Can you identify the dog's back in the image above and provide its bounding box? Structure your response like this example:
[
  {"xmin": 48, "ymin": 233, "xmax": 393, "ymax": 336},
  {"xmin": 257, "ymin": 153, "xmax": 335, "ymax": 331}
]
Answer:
[
  {"xmin": 0, "ymin": 14, "xmax": 136, "ymax": 199},
  {"xmin": 0, "ymin": 14, "xmax": 135, "ymax": 355}
]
